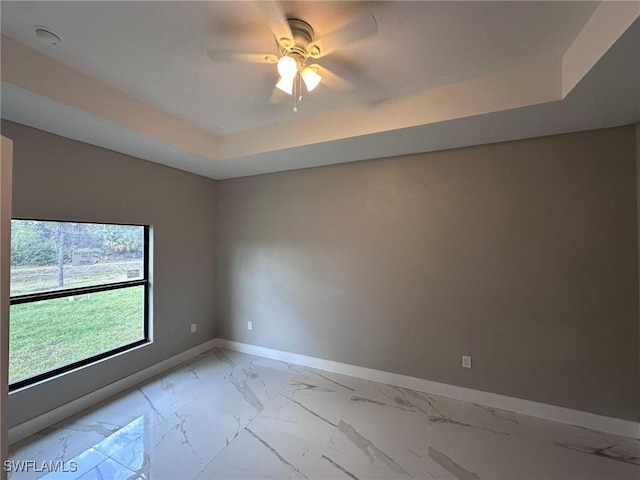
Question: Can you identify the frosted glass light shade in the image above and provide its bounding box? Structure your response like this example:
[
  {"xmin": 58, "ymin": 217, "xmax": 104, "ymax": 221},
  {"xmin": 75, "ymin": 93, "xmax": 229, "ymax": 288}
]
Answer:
[
  {"xmin": 277, "ymin": 55, "xmax": 298, "ymax": 79},
  {"xmin": 301, "ymin": 66, "xmax": 321, "ymax": 91},
  {"xmin": 275, "ymin": 76, "xmax": 295, "ymax": 95}
]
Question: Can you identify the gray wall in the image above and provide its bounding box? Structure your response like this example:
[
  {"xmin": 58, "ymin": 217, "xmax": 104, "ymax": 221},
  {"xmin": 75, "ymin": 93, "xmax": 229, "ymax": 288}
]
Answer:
[
  {"xmin": 637, "ymin": 122, "xmax": 640, "ymax": 397},
  {"xmin": 1, "ymin": 136, "xmax": 14, "ymax": 480},
  {"xmin": 2, "ymin": 120, "xmax": 217, "ymax": 427},
  {"xmin": 216, "ymin": 125, "xmax": 639, "ymax": 421},
  {"xmin": 5, "ymin": 120, "xmax": 638, "ymax": 425}
]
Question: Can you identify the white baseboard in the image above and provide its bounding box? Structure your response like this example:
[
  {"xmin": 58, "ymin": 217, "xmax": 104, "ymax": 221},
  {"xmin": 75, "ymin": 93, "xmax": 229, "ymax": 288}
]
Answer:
[
  {"xmin": 10, "ymin": 337, "xmax": 639, "ymax": 444},
  {"xmin": 214, "ymin": 338, "xmax": 640, "ymax": 440},
  {"xmin": 8, "ymin": 339, "xmax": 217, "ymax": 445}
]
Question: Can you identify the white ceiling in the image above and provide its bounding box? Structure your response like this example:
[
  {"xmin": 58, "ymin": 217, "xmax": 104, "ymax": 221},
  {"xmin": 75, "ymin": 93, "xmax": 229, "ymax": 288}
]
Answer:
[{"xmin": 1, "ymin": 1, "xmax": 638, "ymax": 179}]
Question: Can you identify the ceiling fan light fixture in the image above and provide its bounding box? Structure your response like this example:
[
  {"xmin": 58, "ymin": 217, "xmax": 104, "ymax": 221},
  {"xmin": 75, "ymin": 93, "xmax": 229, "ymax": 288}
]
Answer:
[
  {"xmin": 301, "ymin": 66, "xmax": 321, "ymax": 92},
  {"xmin": 277, "ymin": 55, "xmax": 298, "ymax": 79},
  {"xmin": 276, "ymin": 76, "xmax": 295, "ymax": 95}
]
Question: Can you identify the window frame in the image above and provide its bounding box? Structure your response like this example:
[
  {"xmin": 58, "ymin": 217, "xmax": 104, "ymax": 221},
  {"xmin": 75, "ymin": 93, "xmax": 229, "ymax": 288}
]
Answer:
[{"xmin": 9, "ymin": 218, "xmax": 150, "ymax": 391}]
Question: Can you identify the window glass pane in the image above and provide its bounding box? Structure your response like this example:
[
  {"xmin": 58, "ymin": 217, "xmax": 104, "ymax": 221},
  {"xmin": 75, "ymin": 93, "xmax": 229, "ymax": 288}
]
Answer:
[
  {"xmin": 11, "ymin": 220, "xmax": 144, "ymax": 296},
  {"xmin": 9, "ymin": 286, "xmax": 145, "ymax": 385}
]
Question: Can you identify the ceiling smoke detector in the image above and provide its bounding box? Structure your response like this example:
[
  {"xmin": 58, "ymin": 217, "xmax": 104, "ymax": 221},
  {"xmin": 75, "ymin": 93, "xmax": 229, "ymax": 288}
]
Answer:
[{"xmin": 34, "ymin": 26, "xmax": 62, "ymax": 46}]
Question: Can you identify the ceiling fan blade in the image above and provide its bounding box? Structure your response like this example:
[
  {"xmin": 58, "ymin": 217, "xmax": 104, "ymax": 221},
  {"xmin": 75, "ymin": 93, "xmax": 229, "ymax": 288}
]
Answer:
[
  {"xmin": 207, "ymin": 49, "xmax": 278, "ymax": 64},
  {"xmin": 310, "ymin": 64, "xmax": 354, "ymax": 93},
  {"xmin": 259, "ymin": 1, "xmax": 294, "ymax": 49},
  {"xmin": 213, "ymin": 16, "xmax": 272, "ymax": 39},
  {"xmin": 309, "ymin": 13, "xmax": 378, "ymax": 58}
]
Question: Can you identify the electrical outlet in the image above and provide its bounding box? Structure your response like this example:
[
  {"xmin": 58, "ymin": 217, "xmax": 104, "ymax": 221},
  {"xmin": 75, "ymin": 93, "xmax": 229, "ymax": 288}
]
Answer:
[
  {"xmin": 190, "ymin": 323, "xmax": 197, "ymax": 333},
  {"xmin": 462, "ymin": 355, "xmax": 472, "ymax": 368},
  {"xmin": 247, "ymin": 321, "xmax": 253, "ymax": 330}
]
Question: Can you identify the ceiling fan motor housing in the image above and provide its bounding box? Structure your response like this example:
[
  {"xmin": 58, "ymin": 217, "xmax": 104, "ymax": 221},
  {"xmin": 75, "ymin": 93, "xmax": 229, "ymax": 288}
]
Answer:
[
  {"xmin": 282, "ymin": 18, "xmax": 320, "ymax": 58},
  {"xmin": 289, "ymin": 19, "xmax": 314, "ymax": 45}
]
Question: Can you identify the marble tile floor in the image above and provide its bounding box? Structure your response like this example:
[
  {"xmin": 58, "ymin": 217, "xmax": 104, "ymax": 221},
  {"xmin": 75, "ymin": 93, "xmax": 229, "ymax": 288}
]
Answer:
[{"xmin": 7, "ymin": 347, "xmax": 639, "ymax": 480}]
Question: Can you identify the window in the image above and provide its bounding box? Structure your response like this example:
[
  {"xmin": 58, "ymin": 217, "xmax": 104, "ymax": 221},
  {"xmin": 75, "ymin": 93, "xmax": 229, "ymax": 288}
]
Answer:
[{"xmin": 9, "ymin": 219, "xmax": 149, "ymax": 389}]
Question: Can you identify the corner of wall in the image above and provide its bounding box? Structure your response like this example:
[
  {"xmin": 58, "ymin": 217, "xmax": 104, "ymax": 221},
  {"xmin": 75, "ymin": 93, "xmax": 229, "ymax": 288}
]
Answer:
[{"xmin": 636, "ymin": 121, "xmax": 640, "ymax": 398}]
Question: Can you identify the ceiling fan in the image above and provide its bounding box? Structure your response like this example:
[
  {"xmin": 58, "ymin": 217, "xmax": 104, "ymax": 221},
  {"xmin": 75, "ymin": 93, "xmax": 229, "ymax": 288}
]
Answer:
[{"xmin": 207, "ymin": 2, "xmax": 378, "ymax": 111}]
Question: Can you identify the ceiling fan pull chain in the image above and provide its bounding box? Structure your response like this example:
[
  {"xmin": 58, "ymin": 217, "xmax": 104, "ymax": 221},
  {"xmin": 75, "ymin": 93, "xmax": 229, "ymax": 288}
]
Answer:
[
  {"xmin": 298, "ymin": 73, "xmax": 303, "ymax": 102},
  {"xmin": 292, "ymin": 87, "xmax": 297, "ymax": 113},
  {"xmin": 293, "ymin": 74, "xmax": 300, "ymax": 112}
]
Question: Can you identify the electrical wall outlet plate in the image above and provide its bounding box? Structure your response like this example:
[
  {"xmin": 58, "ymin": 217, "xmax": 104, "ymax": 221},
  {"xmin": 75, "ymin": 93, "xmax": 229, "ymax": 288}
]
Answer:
[
  {"xmin": 247, "ymin": 321, "xmax": 253, "ymax": 330},
  {"xmin": 462, "ymin": 355, "xmax": 472, "ymax": 368},
  {"xmin": 191, "ymin": 323, "xmax": 197, "ymax": 333}
]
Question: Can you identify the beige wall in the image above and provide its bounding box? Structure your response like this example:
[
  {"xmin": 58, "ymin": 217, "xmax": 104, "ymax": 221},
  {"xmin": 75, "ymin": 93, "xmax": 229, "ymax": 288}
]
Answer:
[
  {"xmin": 216, "ymin": 125, "xmax": 639, "ymax": 421},
  {"xmin": 1, "ymin": 136, "xmax": 13, "ymax": 480},
  {"xmin": 2, "ymin": 120, "xmax": 217, "ymax": 427},
  {"xmin": 637, "ymin": 122, "xmax": 640, "ymax": 404},
  {"xmin": 4, "ymin": 120, "xmax": 638, "ymax": 426}
]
